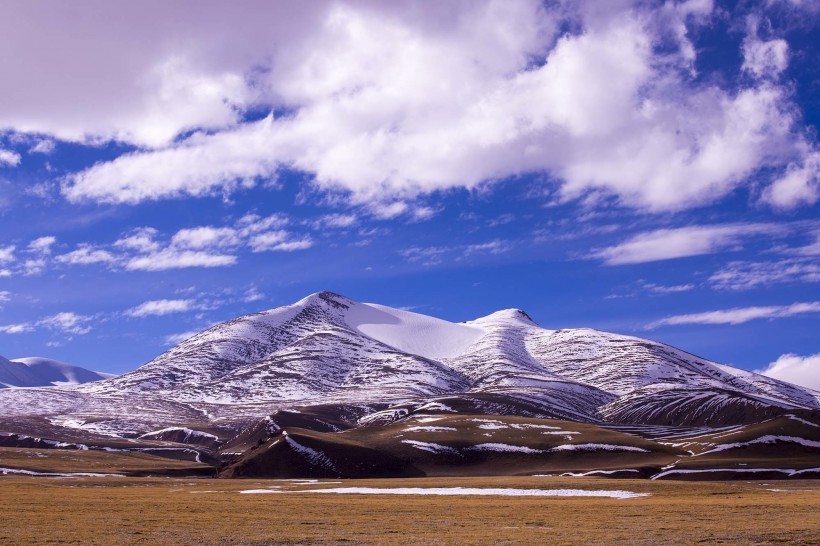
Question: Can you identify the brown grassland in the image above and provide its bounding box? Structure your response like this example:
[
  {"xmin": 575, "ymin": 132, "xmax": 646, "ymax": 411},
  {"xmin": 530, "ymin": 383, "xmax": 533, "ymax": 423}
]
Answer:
[{"xmin": 0, "ymin": 474, "xmax": 818, "ymax": 545}]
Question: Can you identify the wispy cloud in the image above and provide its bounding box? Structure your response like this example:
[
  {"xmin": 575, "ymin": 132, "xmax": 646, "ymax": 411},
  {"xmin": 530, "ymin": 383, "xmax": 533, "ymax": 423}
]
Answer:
[
  {"xmin": 164, "ymin": 330, "xmax": 200, "ymax": 346},
  {"xmin": 402, "ymin": 239, "xmax": 512, "ymax": 266},
  {"xmin": 126, "ymin": 299, "xmax": 196, "ymax": 318},
  {"xmin": 648, "ymin": 301, "xmax": 820, "ymax": 328},
  {"xmin": 125, "ymin": 249, "xmax": 236, "ymax": 271},
  {"xmin": 594, "ymin": 224, "xmax": 781, "ymax": 265},
  {"xmin": 710, "ymin": 259, "xmax": 820, "ymax": 290}
]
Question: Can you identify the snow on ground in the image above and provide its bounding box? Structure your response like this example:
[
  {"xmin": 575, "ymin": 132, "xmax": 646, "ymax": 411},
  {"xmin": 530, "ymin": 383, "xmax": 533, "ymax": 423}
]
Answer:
[
  {"xmin": 401, "ymin": 440, "xmax": 460, "ymax": 454},
  {"xmin": 477, "ymin": 422, "xmax": 508, "ymax": 430},
  {"xmin": 467, "ymin": 443, "xmax": 542, "ymax": 453},
  {"xmin": 293, "ymin": 487, "xmax": 649, "ymax": 499},
  {"xmin": 559, "ymin": 469, "xmax": 641, "ymax": 477},
  {"xmin": 697, "ymin": 435, "xmax": 820, "ymax": 455},
  {"xmin": 284, "ymin": 434, "xmax": 338, "ymax": 472},
  {"xmin": 550, "ymin": 443, "xmax": 650, "ymax": 453},
  {"xmin": 139, "ymin": 427, "xmax": 219, "ymax": 442},
  {"xmin": 411, "ymin": 416, "xmax": 445, "ymax": 423},
  {"xmin": 403, "ymin": 426, "xmax": 458, "ymax": 433},
  {"xmin": 650, "ymin": 468, "xmax": 820, "ymax": 480},
  {"xmin": 0, "ymin": 467, "xmax": 123, "ymax": 477},
  {"xmin": 785, "ymin": 414, "xmax": 820, "ymax": 428},
  {"xmin": 345, "ymin": 302, "xmax": 485, "ymax": 360},
  {"xmin": 414, "ymin": 402, "xmax": 455, "ymax": 413}
]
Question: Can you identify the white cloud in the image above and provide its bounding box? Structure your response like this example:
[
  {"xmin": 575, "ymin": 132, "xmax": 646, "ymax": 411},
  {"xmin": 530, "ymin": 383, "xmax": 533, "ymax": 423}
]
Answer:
[
  {"xmin": 126, "ymin": 299, "xmax": 195, "ymax": 317},
  {"xmin": 316, "ymin": 213, "xmax": 357, "ymax": 229},
  {"xmin": 644, "ymin": 283, "xmax": 695, "ymax": 294},
  {"xmin": 55, "ymin": 245, "xmax": 118, "ymax": 265},
  {"xmin": 27, "ymin": 236, "xmax": 56, "ymax": 255},
  {"xmin": 742, "ymin": 17, "xmax": 789, "ymax": 80},
  {"xmin": 710, "ymin": 259, "xmax": 819, "ymax": 290},
  {"xmin": 464, "ymin": 240, "xmax": 512, "ymax": 256},
  {"xmin": 114, "ymin": 227, "xmax": 160, "ymax": 253},
  {"xmin": 0, "ymin": 323, "xmax": 33, "ymax": 334},
  {"xmin": 0, "ymin": 291, "xmax": 9, "ymax": 305},
  {"xmin": 49, "ymin": 213, "xmax": 310, "ymax": 274},
  {"xmin": 761, "ymin": 151, "xmax": 819, "ymax": 209},
  {"xmin": 38, "ymin": 311, "xmax": 92, "ymax": 335},
  {"xmin": 0, "ymin": 245, "xmax": 15, "ymax": 264},
  {"xmin": 35, "ymin": 1, "xmax": 812, "ymax": 213},
  {"xmin": 242, "ymin": 287, "xmax": 264, "ymax": 303},
  {"xmin": 756, "ymin": 353, "xmax": 820, "ymax": 391},
  {"xmin": 648, "ymin": 301, "xmax": 820, "ymax": 328},
  {"xmin": 171, "ymin": 226, "xmax": 240, "ymax": 249},
  {"xmin": 29, "ymin": 138, "xmax": 55, "ymax": 154},
  {"xmin": 594, "ymin": 224, "xmax": 780, "ymax": 265},
  {"xmin": 0, "ymin": 149, "xmax": 21, "ymax": 167},
  {"xmin": 402, "ymin": 239, "xmax": 512, "ymax": 266},
  {"xmin": 21, "ymin": 258, "xmax": 46, "ymax": 276},
  {"xmin": 164, "ymin": 330, "xmax": 200, "ymax": 346},
  {"xmin": 125, "ymin": 249, "xmax": 236, "ymax": 271}
]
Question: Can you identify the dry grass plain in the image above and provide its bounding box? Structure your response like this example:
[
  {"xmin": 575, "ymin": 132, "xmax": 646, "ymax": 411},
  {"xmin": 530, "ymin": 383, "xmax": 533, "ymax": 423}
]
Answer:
[{"xmin": 0, "ymin": 475, "xmax": 818, "ymax": 545}]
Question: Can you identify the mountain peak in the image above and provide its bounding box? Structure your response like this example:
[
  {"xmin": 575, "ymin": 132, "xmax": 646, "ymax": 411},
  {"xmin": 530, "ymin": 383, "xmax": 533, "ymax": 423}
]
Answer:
[
  {"xmin": 471, "ymin": 308, "xmax": 537, "ymax": 326},
  {"xmin": 294, "ymin": 291, "xmax": 355, "ymax": 309}
]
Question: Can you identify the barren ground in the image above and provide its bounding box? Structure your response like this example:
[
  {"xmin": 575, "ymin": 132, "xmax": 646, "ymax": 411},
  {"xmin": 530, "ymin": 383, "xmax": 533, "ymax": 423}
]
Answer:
[{"xmin": 1, "ymin": 475, "xmax": 818, "ymax": 545}]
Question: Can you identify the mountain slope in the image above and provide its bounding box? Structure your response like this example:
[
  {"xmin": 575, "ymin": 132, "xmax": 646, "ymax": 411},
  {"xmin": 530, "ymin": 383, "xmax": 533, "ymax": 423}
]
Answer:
[
  {"xmin": 0, "ymin": 356, "xmax": 112, "ymax": 388},
  {"xmin": 0, "ymin": 291, "xmax": 817, "ymax": 439}
]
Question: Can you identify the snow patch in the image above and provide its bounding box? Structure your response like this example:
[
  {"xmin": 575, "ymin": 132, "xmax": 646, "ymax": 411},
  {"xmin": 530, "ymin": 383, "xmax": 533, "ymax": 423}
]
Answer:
[
  {"xmin": 697, "ymin": 435, "xmax": 820, "ymax": 455},
  {"xmin": 345, "ymin": 302, "xmax": 485, "ymax": 359},
  {"xmin": 0, "ymin": 467, "xmax": 123, "ymax": 477},
  {"xmin": 403, "ymin": 426, "xmax": 458, "ymax": 433},
  {"xmin": 401, "ymin": 439, "xmax": 460, "ymax": 454},
  {"xmin": 550, "ymin": 444, "xmax": 650, "ymax": 453},
  {"xmin": 467, "ymin": 443, "xmax": 542, "ymax": 453},
  {"xmin": 299, "ymin": 487, "xmax": 649, "ymax": 499}
]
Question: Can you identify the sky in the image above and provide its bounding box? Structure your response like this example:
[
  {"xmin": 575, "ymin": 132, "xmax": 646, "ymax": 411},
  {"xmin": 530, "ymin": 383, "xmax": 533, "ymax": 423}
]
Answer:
[{"xmin": 0, "ymin": 0, "xmax": 818, "ymax": 389}]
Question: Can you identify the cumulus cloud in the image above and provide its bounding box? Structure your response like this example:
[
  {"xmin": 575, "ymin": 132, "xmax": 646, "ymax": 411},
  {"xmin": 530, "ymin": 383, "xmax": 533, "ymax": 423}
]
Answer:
[
  {"xmin": 0, "ymin": 245, "xmax": 15, "ymax": 264},
  {"xmin": 594, "ymin": 224, "xmax": 781, "ymax": 265},
  {"xmin": 49, "ymin": 213, "xmax": 311, "ymax": 272},
  {"xmin": 12, "ymin": 0, "xmax": 803, "ymax": 213},
  {"xmin": 742, "ymin": 18, "xmax": 790, "ymax": 79},
  {"xmin": 29, "ymin": 138, "xmax": 55, "ymax": 154},
  {"xmin": 114, "ymin": 227, "xmax": 160, "ymax": 253},
  {"xmin": 27, "ymin": 236, "xmax": 56, "ymax": 255},
  {"xmin": 761, "ymin": 151, "xmax": 819, "ymax": 209},
  {"xmin": 0, "ymin": 149, "xmax": 21, "ymax": 167},
  {"xmin": 0, "ymin": 311, "xmax": 93, "ymax": 336},
  {"xmin": 55, "ymin": 245, "xmax": 118, "ymax": 266},
  {"xmin": 756, "ymin": 353, "xmax": 820, "ymax": 391},
  {"xmin": 126, "ymin": 299, "xmax": 195, "ymax": 317},
  {"xmin": 648, "ymin": 301, "xmax": 820, "ymax": 328}
]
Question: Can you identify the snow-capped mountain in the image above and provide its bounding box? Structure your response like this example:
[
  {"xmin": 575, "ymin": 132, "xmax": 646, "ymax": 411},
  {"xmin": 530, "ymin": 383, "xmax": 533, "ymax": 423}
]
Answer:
[
  {"xmin": 0, "ymin": 355, "xmax": 112, "ymax": 388},
  {"xmin": 1, "ymin": 291, "xmax": 818, "ymax": 438}
]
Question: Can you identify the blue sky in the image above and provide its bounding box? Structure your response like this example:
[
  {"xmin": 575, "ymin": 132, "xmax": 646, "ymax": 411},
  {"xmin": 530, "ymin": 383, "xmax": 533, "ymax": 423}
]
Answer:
[{"xmin": 0, "ymin": 1, "xmax": 818, "ymax": 388}]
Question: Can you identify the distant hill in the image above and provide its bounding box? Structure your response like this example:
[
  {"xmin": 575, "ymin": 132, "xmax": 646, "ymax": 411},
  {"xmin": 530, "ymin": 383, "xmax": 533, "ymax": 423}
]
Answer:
[{"xmin": 0, "ymin": 355, "xmax": 113, "ymax": 388}]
